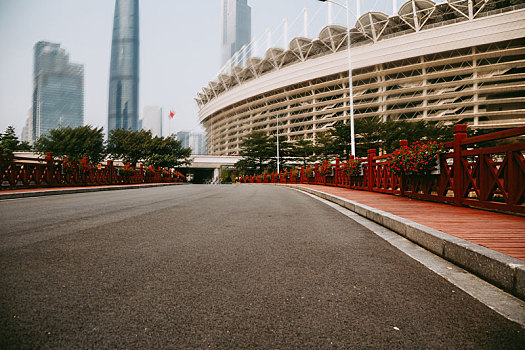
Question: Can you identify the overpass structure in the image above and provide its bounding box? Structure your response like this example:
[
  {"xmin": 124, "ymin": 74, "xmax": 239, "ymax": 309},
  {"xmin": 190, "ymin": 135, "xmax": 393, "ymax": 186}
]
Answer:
[{"xmin": 187, "ymin": 155, "xmax": 242, "ymax": 183}]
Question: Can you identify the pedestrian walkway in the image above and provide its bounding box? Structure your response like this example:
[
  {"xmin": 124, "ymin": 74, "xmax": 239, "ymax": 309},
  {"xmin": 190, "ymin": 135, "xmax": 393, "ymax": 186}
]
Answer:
[
  {"xmin": 0, "ymin": 182, "xmax": 183, "ymax": 200},
  {"xmin": 293, "ymin": 184, "xmax": 525, "ymax": 261}
]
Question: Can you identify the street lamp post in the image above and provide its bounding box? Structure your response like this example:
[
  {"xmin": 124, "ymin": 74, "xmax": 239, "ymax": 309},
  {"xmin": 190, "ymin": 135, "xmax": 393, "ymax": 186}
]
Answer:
[{"xmin": 318, "ymin": 0, "xmax": 356, "ymax": 157}]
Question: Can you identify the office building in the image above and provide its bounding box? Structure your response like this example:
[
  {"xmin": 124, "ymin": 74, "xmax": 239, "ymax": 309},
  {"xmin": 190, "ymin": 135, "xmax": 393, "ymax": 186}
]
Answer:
[
  {"xmin": 21, "ymin": 108, "xmax": 33, "ymax": 144},
  {"xmin": 32, "ymin": 41, "xmax": 84, "ymax": 141},
  {"xmin": 108, "ymin": 0, "xmax": 140, "ymax": 132},
  {"xmin": 142, "ymin": 106, "xmax": 163, "ymax": 137},
  {"xmin": 177, "ymin": 131, "xmax": 206, "ymax": 155},
  {"xmin": 221, "ymin": 0, "xmax": 251, "ymax": 67}
]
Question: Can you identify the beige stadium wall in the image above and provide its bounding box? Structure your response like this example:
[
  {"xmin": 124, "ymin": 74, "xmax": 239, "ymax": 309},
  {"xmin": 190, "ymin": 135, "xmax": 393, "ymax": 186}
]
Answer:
[{"xmin": 198, "ymin": 6, "xmax": 525, "ymax": 156}]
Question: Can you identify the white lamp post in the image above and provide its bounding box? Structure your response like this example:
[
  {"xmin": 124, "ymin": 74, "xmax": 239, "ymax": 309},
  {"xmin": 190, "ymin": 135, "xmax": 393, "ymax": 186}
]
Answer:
[{"xmin": 318, "ymin": 0, "xmax": 356, "ymax": 157}]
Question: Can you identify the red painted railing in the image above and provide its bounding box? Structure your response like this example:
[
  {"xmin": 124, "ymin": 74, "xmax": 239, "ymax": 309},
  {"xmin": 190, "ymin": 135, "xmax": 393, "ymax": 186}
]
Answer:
[
  {"xmin": 0, "ymin": 151, "xmax": 184, "ymax": 190},
  {"xmin": 241, "ymin": 124, "xmax": 525, "ymax": 215}
]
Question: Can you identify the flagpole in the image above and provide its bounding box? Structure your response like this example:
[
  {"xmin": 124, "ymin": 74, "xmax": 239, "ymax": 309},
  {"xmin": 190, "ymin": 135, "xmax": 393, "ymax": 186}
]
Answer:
[{"xmin": 168, "ymin": 109, "xmax": 175, "ymax": 136}]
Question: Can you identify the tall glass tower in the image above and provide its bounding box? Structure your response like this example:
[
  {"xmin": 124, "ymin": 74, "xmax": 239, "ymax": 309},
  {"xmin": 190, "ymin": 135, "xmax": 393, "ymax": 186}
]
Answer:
[
  {"xmin": 221, "ymin": 0, "xmax": 251, "ymax": 67},
  {"xmin": 108, "ymin": 0, "xmax": 139, "ymax": 132},
  {"xmin": 32, "ymin": 41, "xmax": 84, "ymax": 142}
]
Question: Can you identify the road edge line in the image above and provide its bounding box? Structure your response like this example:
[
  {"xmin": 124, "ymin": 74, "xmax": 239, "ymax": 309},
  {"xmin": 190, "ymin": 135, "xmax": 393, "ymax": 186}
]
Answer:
[{"xmin": 288, "ymin": 186, "xmax": 525, "ymax": 326}]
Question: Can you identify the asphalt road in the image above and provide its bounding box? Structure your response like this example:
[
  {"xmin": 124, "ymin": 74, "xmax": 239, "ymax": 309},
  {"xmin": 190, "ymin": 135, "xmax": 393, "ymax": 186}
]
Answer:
[{"xmin": 0, "ymin": 185, "xmax": 523, "ymax": 349}]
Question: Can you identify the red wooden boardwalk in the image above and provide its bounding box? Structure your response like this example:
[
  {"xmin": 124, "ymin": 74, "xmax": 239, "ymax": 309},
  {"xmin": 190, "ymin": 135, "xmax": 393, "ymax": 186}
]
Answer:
[{"xmin": 295, "ymin": 184, "xmax": 525, "ymax": 261}]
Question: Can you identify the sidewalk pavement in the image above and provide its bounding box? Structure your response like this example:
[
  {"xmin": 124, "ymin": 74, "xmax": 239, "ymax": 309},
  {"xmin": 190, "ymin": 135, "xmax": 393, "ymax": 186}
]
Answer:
[
  {"xmin": 0, "ymin": 182, "xmax": 185, "ymax": 200},
  {"xmin": 283, "ymin": 184, "xmax": 525, "ymax": 301}
]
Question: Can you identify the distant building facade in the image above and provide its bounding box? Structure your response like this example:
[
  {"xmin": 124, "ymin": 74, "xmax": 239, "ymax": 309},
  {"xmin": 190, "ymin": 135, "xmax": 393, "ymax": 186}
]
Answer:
[
  {"xmin": 108, "ymin": 0, "xmax": 140, "ymax": 132},
  {"xmin": 176, "ymin": 131, "xmax": 206, "ymax": 155},
  {"xmin": 21, "ymin": 108, "xmax": 33, "ymax": 144},
  {"xmin": 142, "ymin": 106, "xmax": 163, "ymax": 137},
  {"xmin": 32, "ymin": 41, "xmax": 84, "ymax": 141},
  {"xmin": 221, "ymin": 0, "xmax": 251, "ymax": 67}
]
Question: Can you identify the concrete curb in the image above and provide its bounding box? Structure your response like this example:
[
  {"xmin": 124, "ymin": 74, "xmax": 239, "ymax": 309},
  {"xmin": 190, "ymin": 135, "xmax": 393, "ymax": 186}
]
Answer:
[
  {"xmin": 283, "ymin": 184, "xmax": 525, "ymax": 301},
  {"xmin": 0, "ymin": 182, "xmax": 185, "ymax": 200}
]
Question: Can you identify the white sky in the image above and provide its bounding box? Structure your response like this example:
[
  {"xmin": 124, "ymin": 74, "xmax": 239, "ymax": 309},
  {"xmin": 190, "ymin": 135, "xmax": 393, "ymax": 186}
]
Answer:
[{"xmin": 0, "ymin": 0, "xmax": 413, "ymax": 138}]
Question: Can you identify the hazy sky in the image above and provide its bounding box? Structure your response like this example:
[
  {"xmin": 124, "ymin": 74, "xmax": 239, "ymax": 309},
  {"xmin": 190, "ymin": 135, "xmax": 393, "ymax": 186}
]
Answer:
[{"xmin": 0, "ymin": 0, "xmax": 411, "ymax": 138}]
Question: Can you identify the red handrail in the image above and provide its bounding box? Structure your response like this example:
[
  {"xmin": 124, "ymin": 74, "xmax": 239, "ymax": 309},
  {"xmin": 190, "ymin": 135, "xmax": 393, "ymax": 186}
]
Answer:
[{"xmin": 241, "ymin": 124, "xmax": 525, "ymax": 215}]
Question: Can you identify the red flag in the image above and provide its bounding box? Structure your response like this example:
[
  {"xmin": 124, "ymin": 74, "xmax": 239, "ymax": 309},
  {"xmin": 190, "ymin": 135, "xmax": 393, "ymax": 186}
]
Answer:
[{"xmin": 169, "ymin": 110, "xmax": 175, "ymax": 119}]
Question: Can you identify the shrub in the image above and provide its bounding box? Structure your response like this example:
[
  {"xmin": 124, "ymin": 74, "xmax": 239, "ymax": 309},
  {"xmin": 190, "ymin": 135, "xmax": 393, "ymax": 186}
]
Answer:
[
  {"xmin": 318, "ymin": 162, "xmax": 332, "ymax": 176},
  {"xmin": 390, "ymin": 141, "xmax": 442, "ymax": 175},
  {"xmin": 342, "ymin": 159, "xmax": 362, "ymax": 177}
]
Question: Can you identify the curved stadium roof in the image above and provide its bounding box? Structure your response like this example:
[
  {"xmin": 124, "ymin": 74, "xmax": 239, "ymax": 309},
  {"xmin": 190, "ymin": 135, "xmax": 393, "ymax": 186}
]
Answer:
[{"xmin": 196, "ymin": 0, "xmax": 524, "ymax": 107}]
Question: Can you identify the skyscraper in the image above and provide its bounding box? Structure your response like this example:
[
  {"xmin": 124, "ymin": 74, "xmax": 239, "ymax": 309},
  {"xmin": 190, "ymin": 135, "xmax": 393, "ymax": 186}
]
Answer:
[
  {"xmin": 108, "ymin": 0, "xmax": 140, "ymax": 132},
  {"xmin": 176, "ymin": 131, "xmax": 206, "ymax": 155},
  {"xmin": 32, "ymin": 41, "xmax": 84, "ymax": 141},
  {"xmin": 221, "ymin": 0, "xmax": 251, "ymax": 67},
  {"xmin": 142, "ymin": 106, "xmax": 163, "ymax": 137}
]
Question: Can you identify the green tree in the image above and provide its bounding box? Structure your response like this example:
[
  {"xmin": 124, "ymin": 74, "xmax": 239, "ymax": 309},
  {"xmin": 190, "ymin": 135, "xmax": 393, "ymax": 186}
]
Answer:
[
  {"xmin": 313, "ymin": 131, "xmax": 335, "ymax": 162},
  {"xmin": 353, "ymin": 117, "xmax": 385, "ymax": 155},
  {"xmin": 0, "ymin": 126, "xmax": 31, "ymax": 155},
  {"xmin": 107, "ymin": 129, "xmax": 153, "ymax": 166},
  {"xmin": 267, "ymin": 134, "xmax": 292, "ymax": 171},
  {"xmin": 34, "ymin": 125, "xmax": 105, "ymax": 163},
  {"xmin": 146, "ymin": 135, "xmax": 192, "ymax": 168},
  {"xmin": 330, "ymin": 118, "xmax": 452, "ymax": 157},
  {"xmin": 235, "ymin": 131, "xmax": 274, "ymax": 174},
  {"xmin": 290, "ymin": 139, "xmax": 315, "ymax": 166},
  {"xmin": 380, "ymin": 120, "xmax": 451, "ymax": 153},
  {"xmin": 329, "ymin": 122, "xmax": 354, "ymax": 161}
]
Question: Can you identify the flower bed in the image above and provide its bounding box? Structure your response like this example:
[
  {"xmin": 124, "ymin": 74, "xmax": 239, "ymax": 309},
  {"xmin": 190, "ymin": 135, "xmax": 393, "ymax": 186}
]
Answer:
[
  {"xmin": 342, "ymin": 159, "xmax": 362, "ymax": 177},
  {"xmin": 119, "ymin": 164, "xmax": 135, "ymax": 177},
  {"xmin": 290, "ymin": 168, "xmax": 300, "ymax": 180},
  {"xmin": 390, "ymin": 141, "xmax": 442, "ymax": 175},
  {"xmin": 145, "ymin": 165, "xmax": 156, "ymax": 177},
  {"xmin": 304, "ymin": 167, "xmax": 314, "ymax": 178},
  {"xmin": 318, "ymin": 162, "xmax": 333, "ymax": 176}
]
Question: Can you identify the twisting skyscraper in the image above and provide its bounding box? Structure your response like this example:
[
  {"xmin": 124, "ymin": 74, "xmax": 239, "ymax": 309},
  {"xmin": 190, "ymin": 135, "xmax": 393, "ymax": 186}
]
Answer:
[
  {"xmin": 108, "ymin": 0, "xmax": 139, "ymax": 132},
  {"xmin": 221, "ymin": 0, "xmax": 251, "ymax": 67}
]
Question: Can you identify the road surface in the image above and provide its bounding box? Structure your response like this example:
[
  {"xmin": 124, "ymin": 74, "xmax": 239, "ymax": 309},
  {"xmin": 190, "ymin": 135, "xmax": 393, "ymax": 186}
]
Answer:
[{"xmin": 0, "ymin": 185, "xmax": 523, "ymax": 348}]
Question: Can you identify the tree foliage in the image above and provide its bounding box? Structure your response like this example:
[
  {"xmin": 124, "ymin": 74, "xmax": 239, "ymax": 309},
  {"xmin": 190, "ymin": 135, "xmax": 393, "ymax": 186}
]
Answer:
[
  {"xmin": 331, "ymin": 118, "xmax": 452, "ymax": 158},
  {"xmin": 146, "ymin": 135, "xmax": 192, "ymax": 168},
  {"xmin": 289, "ymin": 139, "xmax": 315, "ymax": 166},
  {"xmin": 107, "ymin": 129, "xmax": 191, "ymax": 167},
  {"xmin": 235, "ymin": 132, "xmax": 274, "ymax": 175},
  {"xmin": 34, "ymin": 125, "xmax": 105, "ymax": 163},
  {"xmin": 107, "ymin": 129, "xmax": 153, "ymax": 166},
  {"xmin": 313, "ymin": 131, "xmax": 336, "ymax": 162},
  {"xmin": 0, "ymin": 126, "xmax": 31, "ymax": 155},
  {"xmin": 234, "ymin": 119, "xmax": 454, "ymax": 173}
]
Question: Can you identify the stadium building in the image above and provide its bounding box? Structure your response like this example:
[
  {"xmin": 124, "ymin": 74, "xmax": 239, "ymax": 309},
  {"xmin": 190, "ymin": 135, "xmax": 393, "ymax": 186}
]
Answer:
[{"xmin": 197, "ymin": 0, "xmax": 525, "ymax": 156}]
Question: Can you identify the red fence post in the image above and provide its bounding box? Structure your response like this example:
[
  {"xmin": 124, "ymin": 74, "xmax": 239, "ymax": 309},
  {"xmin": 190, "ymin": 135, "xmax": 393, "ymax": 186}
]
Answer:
[
  {"xmin": 453, "ymin": 124, "xmax": 467, "ymax": 206},
  {"xmin": 139, "ymin": 164, "xmax": 144, "ymax": 183},
  {"xmin": 335, "ymin": 158, "xmax": 340, "ymax": 186},
  {"xmin": 0, "ymin": 146, "xmax": 3, "ymax": 177},
  {"xmin": 107, "ymin": 160, "xmax": 114, "ymax": 185},
  {"xmin": 367, "ymin": 149, "xmax": 376, "ymax": 192},
  {"xmin": 507, "ymin": 147, "xmax": 524, "ymax": 205},
  {"xmin": 45, "ymin": 152, "xmax": 54, "ymax": 186},
  {"xmin": 399, "ymin": 140, "xmax": 408, "ymax": 197}
]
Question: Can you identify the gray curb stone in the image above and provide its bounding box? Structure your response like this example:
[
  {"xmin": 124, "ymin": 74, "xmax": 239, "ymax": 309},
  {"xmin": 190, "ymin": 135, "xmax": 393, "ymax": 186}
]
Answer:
[
  {"xmin": 282, "ymin": 184, "xmax": 525, "ymax": 301},
  {"xmin": 0, "ymin": 182, "xmax": 185, "ymax": 200}
]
